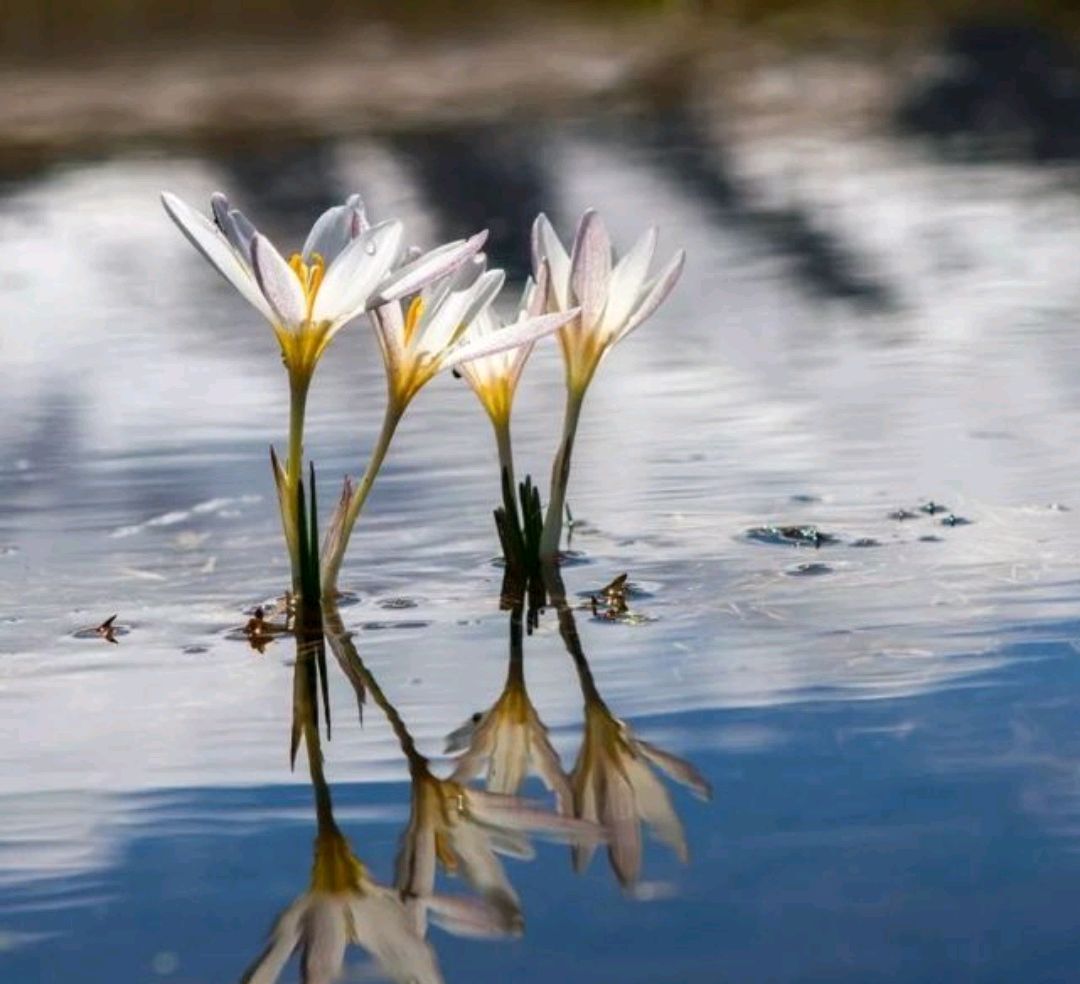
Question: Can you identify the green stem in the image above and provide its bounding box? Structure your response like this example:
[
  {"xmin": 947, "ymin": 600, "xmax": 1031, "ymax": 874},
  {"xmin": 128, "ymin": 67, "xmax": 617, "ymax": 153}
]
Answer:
[
  {"xmin": 321, "ymin": 401, "xmax": 403, "ymax": 595},
  {"xmin": 539, "ymin": 387, "xmax": 585, "ymax": 562},
  {"xmin": 494, "ymin": 415, "xmax": 523, "ymax": 548},
  {"xmin": 282, "ymin": 374, "xmax": 311, "ymax": 594}
]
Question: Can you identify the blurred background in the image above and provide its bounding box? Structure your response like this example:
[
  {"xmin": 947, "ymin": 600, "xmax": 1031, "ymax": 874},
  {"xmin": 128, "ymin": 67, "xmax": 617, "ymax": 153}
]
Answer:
[{"xmin": 8, "ymin": 2, "xmax": 1080, "ymax": 982}]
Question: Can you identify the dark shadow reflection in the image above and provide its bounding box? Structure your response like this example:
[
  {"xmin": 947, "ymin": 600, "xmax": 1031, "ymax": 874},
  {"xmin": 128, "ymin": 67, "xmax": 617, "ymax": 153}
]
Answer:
[{"xmin": 390, "ymin": 125, "xmax": 550, "ymax": 280}]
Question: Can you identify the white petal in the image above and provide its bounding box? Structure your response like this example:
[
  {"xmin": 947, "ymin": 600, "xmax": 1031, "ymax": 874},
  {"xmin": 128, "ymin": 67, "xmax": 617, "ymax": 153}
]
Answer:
[
  {"xmin": 300, "ymin": 897, "xmax": 348, "ymax": 984},
  {"xmin": 599, "ymin": 766, "xmax": 642, "ymax": 888},
  {"xmin": 441, "ymin": 309, "xmax": 577, "ymax": 370},
  {"xmin": 251, "ymin": 234, "xmax": 308, "ymax": 330},
  {"xmin": 624, "ymin": 754, "xmax": 688, "ymax": 862},
  {"xmin": 370, "ymin": 302, "xmax": 406, "ymax": 379},
  {"xmin": 465, "ymin": 788, "xmax": 601, "ymax": 841},
  {"xmin": 447, "ymin": 821, "xmax": 521, "ymax": 928},
  {"xmin": 239, "ymin": 896, "xmax": 306, "ymax": 984},
  {"xmin": 569, "ymin": 209, "xmax": 613, "ymax": 330},
  {"xmin": 210, "ymin": 192, "xmax": 255, "ymax": 264},
  {"xmin": 426, "ymin": 893, "xmax": 517, "ymax": 940},
  {"xmin": 487, "ymin": 722, "xmax": 528, "ymax": 796},
  {"xmin": 602, "ymin": 227, "xmax": 657, "ymax": 333},
  {"xmin": 613, "ymin": 249, "xmax": 685, "ymax": 344},
  {"xmin": 161, "ymin": 192, "xmax": 276, "ymax": 323},
  {"xmin": 636, "ymin": 737, "xmax": 712, "ymax": 800},
  {"xmin": 312, "ymin": 220, "xmax": 403, "ymax": 324},
  {"xmin": 523, "ymin": 260, "xmax": 550, "ymax": 319},
  {"xmin": 445, "ymin": 712, "xmax": 484, "ymax": 754},
  {"xmin": 531, "ymin": 213, "xmax": 571, "ymax": 308},
  {"xmin": 349, "ymin": 892, "xmax": 445, "ymax": 984},
  {"xmin": 374, "ymin": 231, "xmax": 488, "ymax": 305},
  {"xmin": 418, "ymin": 268, "xmax": 502, "ymax": 357},
  {"xmin": 530, "ymin": 723, "xmax": 574, "ymax": 816},
  {"xmin": 302, "ymin": 194, "xmax": 367, "ymax": 264}
]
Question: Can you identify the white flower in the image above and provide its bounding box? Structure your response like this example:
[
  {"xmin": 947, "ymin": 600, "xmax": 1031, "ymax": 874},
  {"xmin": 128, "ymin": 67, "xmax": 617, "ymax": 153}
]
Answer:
[
  {"xmin": 571, "ymin": 695, "xmax": 712, "ymax": 888},
  {"xmin": 396, "ymin": 768, "xmax": 600, "ymax": 932},
  {"xmin": 161, "ymin": 191, "xmax": 484, "ymax": 383},
  {"xmin": 531, "ymin": 209, "xmax": 684, "ymax": 392},
  {"xmin": 240, "ymin": 824, "xmax": 445, "ymax": 984},
  {"xmin": 456, "ymin": 261, "xmax": 570, "ymax": 426},
  {"xmin": 371, "ymin": 255, "xmax": 575, "ymax": 412},
  {"xmin": 447, "ymin": 645, "xmax": 572, "ymax": 814}
]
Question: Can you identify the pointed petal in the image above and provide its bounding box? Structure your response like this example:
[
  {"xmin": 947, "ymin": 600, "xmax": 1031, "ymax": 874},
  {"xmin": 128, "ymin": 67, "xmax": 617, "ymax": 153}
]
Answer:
[
  {"xmin": 487, "ymin": 722, "xmax": 528, "ymax": 797},
  {"xmin": 569, "ymin": 209, "xmax": 612, "ymax": 330},
  {"xmin": 613, "ymin": 249, "xmax": 685, "ymax": 344},
  {"xmin": 300, "ymin": 897, "xmax": 348, "ymax": 984},
  {"xmin": 465, "ymin": 788, "xmax": 603, "ymax": 841},
  {"xmin": 370, "ymin": 301, "xmax": 406, "ymax": 379},
  {"xmin": 312, "ymin": 220, "xmax": 403, "ymax": 325},
  {"xmin": 374, "ymin": 231, "xmax": 489, "ymax": 305},
  {"xmin": 251, "ymin": 234, "xmax": 308, "ymax": 330},
  {"xmin": 210, "ymin": 192, "xmax": 255, "ymax": 264},
  {"xmin": 349, "ymin": 892, "xmax": 445, "ymax": 984},
  {"xmin": 426, "ymin": 893, "xmax": 519, "ymax": 940},
  {"xmin": 447, "ymin": 821, "xmax": 522, "ymax": 931},
  {"xmin": 161, "ymin": 191, "xmax": 275, "ymax": 323},
  {"xmin": 523, "ymin": 260, "xmax": 550, "ymax": 318},
  {"xmin": 599, "ymin": 765, "xmax": 643, "ymax": 888},
  {"xmin": 239, "ymin": 896, "xmax": 306, "ymax": 984},
  {"xmin": 624, "ymin": 754, "xmax": 688, "ymax": 862},
  {"xmin": 441, "ymin": 309, "xmax": 577, "ymax": 370},
  {"xmin": 636, "ymin": 738, "xmax": 712, "ymax": 800},
  {"xmin": 445, "ymin": 713, "xmax": 484, "ymax": 755},
  {"xmin": 530, "ymin": 724, "xmax": 574, "ymax": 816},
  {"xmin": 532, "ymin": 213, "xmax": 571, "ymax": 308},
  {"xmin": 419, "ymin": 267, "xmax": 503, "ymax": 357},
  {"xmin": 571, "ymin": 773, "xmax": 600, "ymax": 873},
  {"xmin": 602, "ymin": 227, "xmax": 657, "ymax": 332},
  {"xmin": 302, "ymin": 195, "xmax": 368, "ymax": 264}
]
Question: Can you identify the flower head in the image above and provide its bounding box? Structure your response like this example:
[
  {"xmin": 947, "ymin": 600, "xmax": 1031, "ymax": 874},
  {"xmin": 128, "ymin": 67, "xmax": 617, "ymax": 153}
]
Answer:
[
  {"xmin": 532, "ymin": 209, "xmax": 685, "ymax": 393},
  {"xmin": 161, "ymin": 191, "xmax": 484, "ymax": 385},
  {"xmin": 241, "ymin": 822, "xmax": 445, "ymax": 984},
  {"xmin": 396, "ymin": 766, "xmax": 599, "ymax": 932},
  {"xmin": 456, "ymin": 262, "xmax": 571, "ymax": 427},
  {"xmin": 372, "ymin": 255, "xmax": 576, "ymax": 412},
  {"xmin": 446, "ymin": 642, "xmax": 572, "ymax": 814},
  {"xmin": 571, "ymin": 693, "xmax": 712, "ymax": 888}
]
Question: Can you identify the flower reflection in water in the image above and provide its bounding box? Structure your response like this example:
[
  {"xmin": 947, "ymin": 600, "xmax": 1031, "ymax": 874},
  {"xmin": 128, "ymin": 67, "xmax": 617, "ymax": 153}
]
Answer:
[
  {"xmin": 446, "ymin": 592, "xmax": 572, "ymax": 815},
  {"xmin": 545, "ymin": 568, "xmax": 713, "ymax": 890},
  {"xmin": 242, "ymin": 617, "xmax": 446, "ymax": 984},
  {"xmin": 323, "ymin": 605, "xmax": 601, "ymax": 936}
]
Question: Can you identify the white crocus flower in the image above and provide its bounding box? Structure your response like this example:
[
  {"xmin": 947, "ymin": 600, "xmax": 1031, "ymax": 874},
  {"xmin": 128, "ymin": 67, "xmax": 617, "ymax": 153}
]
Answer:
[
  {"xmin": 161, "ymin": 191, "xmax": 484, "ymax": 592},
  {"xmin": 320, "ymin": 256, "xmax": 577, "ymax": 594},
  {"xmin": 447, "ymin": 605, "xmax": 572, "ymax": 814},
  {"xmin": 530, "ymin": 209, "xmax": 685, "ymax": 561},
  {"xmin": 241, "ymin": 824, "xmax": 445, "ymax": 984},
  {"xmin": 570, "ymin": 694, "xmax": 711, "ymax": 889},
  {"xmin": 396, "ymin": 766, "xmax": 600, "ymax": 934}
]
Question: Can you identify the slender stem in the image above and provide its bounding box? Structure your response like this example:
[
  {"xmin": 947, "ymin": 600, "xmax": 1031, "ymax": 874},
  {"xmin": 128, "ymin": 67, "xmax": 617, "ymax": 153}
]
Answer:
[
  {"xmin": 282, "ymin": 374, "xmax": 311, "ymax": 593},
  {"xmin": 539, "ymin": 387, "xmax": 586, "ymax": 562},
  {"xmin": 493, "ymin": 415, "xmax": 523, "ymax": 549},
  {"xmin": 321, "ymin": 401, "xmax": 403, "ymax": 595}
]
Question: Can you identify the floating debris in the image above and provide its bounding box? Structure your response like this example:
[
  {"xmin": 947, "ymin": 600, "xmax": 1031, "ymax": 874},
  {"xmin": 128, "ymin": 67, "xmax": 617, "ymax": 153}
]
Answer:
[
  {"xmin": 850, "ymin": 537, "xmax": 882, "ymax": 548},
  {"xmin": 919, "ymin": 535, "xmax": 944, "ymax": 543},
  {"xmin": 789, "ymin": 494, "xmax": 822, "ymax": 504},
  {"xmin": 73, "ymin": 614, "xmax": 128, "ymax": 643},
  {"xmin": 888, "ymin": 509, "xmax": 919, "ymax": 521},
  {"xmin": 182, "ymin": 645, "xmax": 209, "ymax": 655},
  {"xmin": 360, "ymin": 620, "xmax": 431, "ymax": 632},
  {"xmin": 785, "ymin": 562, "xmax": 833, "ymax": 577},
  {"xmin": 940, "ymin": 514, "xmax": 973, "ymax": 527},
  {"xmin": 746, "ymin": 525, "xmax": 840, "ymax": 548},
  {"xmin": 377, "ymin": 597, "xmax": 419, "ymax": 610},
  {"xmin": 919, "ymin": 501, "xmax": 949, "ymax": 516}
]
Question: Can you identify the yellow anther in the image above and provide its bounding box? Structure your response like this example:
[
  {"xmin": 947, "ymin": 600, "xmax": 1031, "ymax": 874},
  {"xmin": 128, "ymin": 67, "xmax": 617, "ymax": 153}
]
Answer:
[
  {"xmin": 287, "ymin": 252, "xmax": 327, "ymax": 316},
  {"xmin": 404, "ymin": 296, "xmax": 425, "ymax": 346}
]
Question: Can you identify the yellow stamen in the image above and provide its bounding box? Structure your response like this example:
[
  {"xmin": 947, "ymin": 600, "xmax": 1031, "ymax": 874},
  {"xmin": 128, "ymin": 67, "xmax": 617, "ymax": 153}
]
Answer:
[
  {"xmin": 403, "ymin": 296, "xmax": 425, "ymax": 346},
  {"xmin": 287, "ymin": 252, "xmax": 326, "ymax": 318}
]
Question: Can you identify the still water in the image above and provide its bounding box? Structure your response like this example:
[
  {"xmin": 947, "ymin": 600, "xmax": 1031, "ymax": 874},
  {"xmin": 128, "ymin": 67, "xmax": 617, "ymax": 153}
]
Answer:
[{"xmin": 4, "ymin": 109, "xmax": 1080, "ymax": 981}]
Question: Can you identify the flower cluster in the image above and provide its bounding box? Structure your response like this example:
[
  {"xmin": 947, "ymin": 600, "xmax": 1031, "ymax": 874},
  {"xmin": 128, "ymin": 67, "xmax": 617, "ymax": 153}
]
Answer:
[{"xmin": 162, "ymin": 191, "xmax": 682, "ymax": 596}]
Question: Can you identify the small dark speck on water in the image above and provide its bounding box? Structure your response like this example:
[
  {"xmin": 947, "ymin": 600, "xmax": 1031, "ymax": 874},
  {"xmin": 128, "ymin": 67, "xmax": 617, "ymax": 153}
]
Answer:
[
  {"xmin": 785, "ymin": 562, "xmax": 833, "ymax": 577},
  {"xmin": 920, "ymin": 535, "xmax": 945, "ymax": 543},
  {"xmin": 378, "ymin": 597, "xmax": 420, "ymax": 610},
  {"xmin": 941, "ymin": 514, "xmax": 973, "ymax": 527},
  {"xmin": 889, "ymin": 509, "xmax": 919, "ymax": 521},
  {"xmin": 182, "ymin": 645, "xmax": 209, "ymax": 654},
  {"xmin": 851, "ymin": 537, "xmax": 882, "ymax": 548},
  {"xmin": 790, "ymin": 494, "xmax": 822, "ymax": 504},
  {"xmin": 746, "ymin": 525, "xmax": 840, "ymax": 548},
  {"xmin": 361, "ymin": 620, "xmax": 431, "ymax": 631},
  {"xmin": 920, "ymin": 501, "xmax": 949, "ymax": 516}
]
